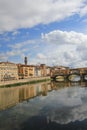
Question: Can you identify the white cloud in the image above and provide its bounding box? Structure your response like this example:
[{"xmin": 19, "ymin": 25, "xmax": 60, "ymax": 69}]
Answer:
[
  {"xmin": 42, "ymin": 30, "xmax": 87, "ymax": 45},
  {"xmin": 1, "ymin": 84, "xmax": 87, "ymax": 127},
  {"xmin": 0, "ymin": 0, "xmax": 86, "ymax": 32},
  {"xmin": 0, "ymin": 32, "xmax": 11, "ymax": 41},
  {"xmin": 0, "ymin": 39, "xmax": 42, "ymax": 63},
  {"xmin": 41, "ymin": 29, "xmax": 87, "ymax": 67},
  {"xmin": 1, "ymin": 29, "xmax": 87, "ymax": 67},
  {"xmin": 79, "ymin": 4, "xmax": 87, "ymax": 16},
  {"xmin": 0, "ymin": 49, "xmax": 26, "ymax": 63},
  {"xmin": 37, "ymin": 53, "xmax": 47, "ymax": 59},
  {"xmin": 8, "ymin": 40, "xmax": 37, "ymax": 49},
  {"xmin": 35, "ymin": 86, "xmax": 87, "ymax": 124},
  {"xmin": 12, "ymin": 30, "xmax": 20, "ymax": 36}
]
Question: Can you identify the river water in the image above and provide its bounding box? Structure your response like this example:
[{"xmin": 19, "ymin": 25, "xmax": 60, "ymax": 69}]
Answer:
[{"xmin": 0, "ymin": 81, "xmax": 87, "ymax": 130}]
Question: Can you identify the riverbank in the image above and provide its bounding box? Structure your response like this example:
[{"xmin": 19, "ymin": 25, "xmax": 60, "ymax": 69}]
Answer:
[{"xmin": 0, "ymin": 76, "xmax": 50, "ymax": 87}]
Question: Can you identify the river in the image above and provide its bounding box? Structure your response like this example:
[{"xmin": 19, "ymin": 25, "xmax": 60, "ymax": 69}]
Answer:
[{"xmin": 0, "ymin": 81, "xmax": 87, "ymax": 130}]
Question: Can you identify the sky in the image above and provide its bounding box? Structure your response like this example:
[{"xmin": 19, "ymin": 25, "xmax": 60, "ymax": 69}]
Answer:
[{"xmin": 1, "ymin": 0, "xmax": 87, "ymax": 68}]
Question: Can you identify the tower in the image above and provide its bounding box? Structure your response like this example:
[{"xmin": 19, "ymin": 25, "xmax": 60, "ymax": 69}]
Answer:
[{"xmin": 24, "ymin": 57, "xmax": 27, "ymax": 65}]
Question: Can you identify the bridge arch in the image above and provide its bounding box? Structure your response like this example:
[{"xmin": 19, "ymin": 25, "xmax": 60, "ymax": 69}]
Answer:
[
  {"xmin": 51, "ymin": 72, "xmax": 87, "ymax": 82},
  {"xmin": 55, "ymin": 75, "xmax": 66, "ymax": 82},
  {"xmin": 67, "ymin": 73, "xmax": 81, "ymax": 82}
]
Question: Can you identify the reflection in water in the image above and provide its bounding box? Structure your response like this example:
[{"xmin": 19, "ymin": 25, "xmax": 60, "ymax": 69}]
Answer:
[
  {"xmin": 0, "ymin": 87, "xmax": 19, "ymax": 110},
  {"xmin": 1, "ymin": 81, "xmax": 86, "ymax": 111},
  {"xmin": 21, "ymin": 116, "xmax": 87, "ymax": 130},
  {"xmin": 0, "ymin": 81, "xmax": 87, "ymax": 130},
  {"xmin": 0, "ymin": 82, "xmax": 52, "ymax": 111}
]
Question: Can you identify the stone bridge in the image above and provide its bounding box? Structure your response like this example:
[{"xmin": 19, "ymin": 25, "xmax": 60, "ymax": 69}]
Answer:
[
  {"xmin": 51, "ymin": 67, "xmax": 87, "ymax": 82},
  {"xmin": 51, "ymin": 73, "xmax": 87, "ymax": 82}
]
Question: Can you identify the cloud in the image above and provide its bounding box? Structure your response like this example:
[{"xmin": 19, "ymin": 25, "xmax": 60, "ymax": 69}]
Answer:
[
  {"xmin": 42, "ymin": 30, "xmax": 87, "ymax": 45},
  {"xmin": 0, "ymin": 0, "xmax": 86, "ymax": 32},
  {"xmin": 37, "ymin": 87, "xmax": 87, "ymax": 124},
  {"xmin": 0, "ymin": 49, "xmax": 26, "ymax": 63},
  {"xmin": 37, "ymin": 53, "xmax": 47, "ymax": 59},
  {"xmin": 0, "ymin": 39, "xmax": 42, "ymax": 63},
  {"xmin": 0, "ymin": 29, "xmax": 87, "ymax": 68},
  {"xmin": 79, "ymin": 4, "xmax": 87, "ymax": 16},
  {"xmin": 42, "ymin": 30, "xmax": 87, "ymax": 67},
  {"xmin": 41, "ymin": 30, "xmax": 87, "ymax": 67},
  {"xmin": 8, "ymin": 40, "xmax": 37, "ymax": 49},
  {"xmin": 0, "ymin": 33, "xmax": 11, "ymax": 42},
  {"xmin": 76, "ymin": 45, "xmax": 87, "ymax": 61},
  {"xmin": 12, "ymin": 30, "xmax": 20, "ymax": 36}
]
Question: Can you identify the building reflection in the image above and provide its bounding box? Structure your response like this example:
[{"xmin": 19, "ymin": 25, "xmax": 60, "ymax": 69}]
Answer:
[
  {"xmin": 0, "ymin": 87, "xmax": 19, "ymax": 110},
  {"xmin": 19, "ymin": 85, "xmax": 36, "ymax": 102},
  {"xmin": 0, "ymin": 82, "xmax": 52, "ymax": 111},
  {"xmin": 51, "ymin": 81, "xmax": 87, "ymax": 90},
  {"xmin": 0, "ymin": 81, "xmax": 87, "ymax": 111}
]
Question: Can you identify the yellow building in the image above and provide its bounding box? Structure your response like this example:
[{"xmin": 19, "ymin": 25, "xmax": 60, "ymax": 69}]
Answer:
[
  {"xmin": 17, "ymin": 64, "xmax": 35, "ymax": 79},
  {"xmin": 28, "ymin": 65, "xmax": 35, "ymax": 77},
  {"xmin": 0, "ymin": 62, "xmax": 18, "ymax": 81}
]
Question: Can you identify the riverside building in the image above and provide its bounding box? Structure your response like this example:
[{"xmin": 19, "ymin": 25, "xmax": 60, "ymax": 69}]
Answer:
[
  {"xmin": 0, "ymin": 62, "xmax": 18, "ymax": 81},
  {"xmin": 17, "ymin": 64, "xmax": 35, "ymax": 79}
]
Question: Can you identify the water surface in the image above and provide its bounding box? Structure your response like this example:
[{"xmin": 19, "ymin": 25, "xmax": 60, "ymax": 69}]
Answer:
[{"xmin": 0, "ymin": 81, "xmax": 87, "ymax": 130}]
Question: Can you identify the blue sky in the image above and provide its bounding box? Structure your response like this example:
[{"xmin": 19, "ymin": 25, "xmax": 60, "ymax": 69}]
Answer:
[{"xmin": 1, "ymin": 0, "xmax": 87, "ymax": 67}]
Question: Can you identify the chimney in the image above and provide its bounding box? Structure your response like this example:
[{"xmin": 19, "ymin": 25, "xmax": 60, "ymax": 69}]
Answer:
[{"xmin": 24, "ymin": 56, "xmax": 27, "ymax": 65}]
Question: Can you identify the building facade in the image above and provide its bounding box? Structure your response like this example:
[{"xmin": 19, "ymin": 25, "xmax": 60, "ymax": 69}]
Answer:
[
  {"xmin": 50, "ymin": 66, "xmax": 70, "ymax": 76},
  {"xmin": 40, "ymin": 64, "xmax": 47, "ymax": 76},
  {"xmin": 0, "ymin": 62, "xmax": 18, "ymax": 81},
  {"xmin": 46, "ymin": 66, "xmax": 51, "ymax": 76},
  {"xmin": 35, "ymin": 66, "xmax": 41, "ymax": 77},
  {"xmin": 17, "ymin": 64, "xmax": 35, "ymax": 79}
]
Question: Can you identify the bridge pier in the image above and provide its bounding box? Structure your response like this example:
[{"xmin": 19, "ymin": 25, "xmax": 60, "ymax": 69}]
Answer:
[{"xmin": 80, "ymin": 74, "xmax": 84, "ymax": 82}]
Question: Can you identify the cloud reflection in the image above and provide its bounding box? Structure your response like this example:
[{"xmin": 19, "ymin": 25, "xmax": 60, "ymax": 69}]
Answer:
[{"xmin": 36, "ymin": 86, "xmax": 87, "ymax": 124}]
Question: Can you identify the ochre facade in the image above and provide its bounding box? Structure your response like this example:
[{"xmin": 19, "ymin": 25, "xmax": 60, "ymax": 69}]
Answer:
[{"xmin": 17, "ymin": 64, "xmax": 35, "ymax": 79}]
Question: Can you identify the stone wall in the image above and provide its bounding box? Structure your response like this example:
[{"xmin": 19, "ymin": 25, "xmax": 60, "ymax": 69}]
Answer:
[{"xmin": 0, "ymin": 76, "xmax": 50, "ymax": 86}]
